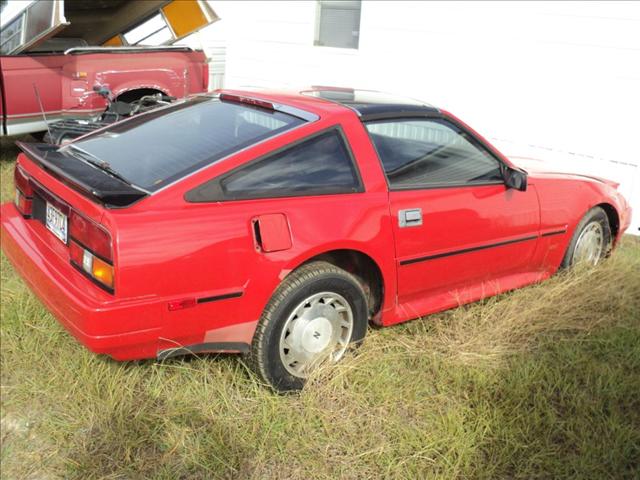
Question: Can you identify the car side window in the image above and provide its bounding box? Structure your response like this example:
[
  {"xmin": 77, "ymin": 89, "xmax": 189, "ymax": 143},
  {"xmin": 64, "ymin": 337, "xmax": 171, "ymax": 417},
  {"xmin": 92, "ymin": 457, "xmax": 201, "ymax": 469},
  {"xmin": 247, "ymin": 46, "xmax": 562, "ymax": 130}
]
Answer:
[
  {"xmin": 365, "ymin": 118, "xmax": 503, "ymax": 189},
  {"xmin": 186, "ymin": 128, "xmax": 363, "ymax": 202}
]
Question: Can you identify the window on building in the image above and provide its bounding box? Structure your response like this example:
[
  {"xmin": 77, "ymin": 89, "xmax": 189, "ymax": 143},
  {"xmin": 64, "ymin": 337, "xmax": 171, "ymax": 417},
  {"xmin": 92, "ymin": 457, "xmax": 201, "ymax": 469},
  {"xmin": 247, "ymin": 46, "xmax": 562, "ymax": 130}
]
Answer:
[
  {"xmin": 314, "ymin": 0, "xmax": 361, "ymax": 49},
  {"xmin": 365, "ymin": 119, "xmax": 504, "ymax": 189},
  {"xmin": 217, "ymin": 129, "xmax": 362, "ymax": 200}
]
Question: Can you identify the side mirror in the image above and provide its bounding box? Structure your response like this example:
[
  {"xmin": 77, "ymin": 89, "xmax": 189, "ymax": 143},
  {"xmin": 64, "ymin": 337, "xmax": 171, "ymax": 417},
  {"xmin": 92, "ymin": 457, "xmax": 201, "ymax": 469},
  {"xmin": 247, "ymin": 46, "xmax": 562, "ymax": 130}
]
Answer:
[
  {"xmin": 93, "ymin": 84, "xmax": 112, "ymax": 100},
  {"xmin": 503, "ymin": 166, "xmax": 528, "ymax": 191}
]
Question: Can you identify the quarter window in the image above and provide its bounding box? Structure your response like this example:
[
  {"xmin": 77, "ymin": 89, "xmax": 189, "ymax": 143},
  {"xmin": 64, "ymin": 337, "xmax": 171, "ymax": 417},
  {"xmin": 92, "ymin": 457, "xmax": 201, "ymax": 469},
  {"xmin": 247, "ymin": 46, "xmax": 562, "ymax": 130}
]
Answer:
[
  {"xmin": 365, "ymin": 119, "xmax": 503, "ymax": 189},
  {"xmin": 314, "ymin": 0, "xmax": 361, "ymax": 49},
  {"xmin": 187, "ymin": 129, "xmax": 362, "ymax": 202}
]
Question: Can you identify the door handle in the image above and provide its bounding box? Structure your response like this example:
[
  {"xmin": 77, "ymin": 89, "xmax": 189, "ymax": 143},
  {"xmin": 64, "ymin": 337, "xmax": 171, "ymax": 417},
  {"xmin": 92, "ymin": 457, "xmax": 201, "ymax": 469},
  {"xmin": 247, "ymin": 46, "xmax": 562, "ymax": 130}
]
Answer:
[{"xmin": 399, "ymin": 208, "xmax": 422, "ymax": 227}]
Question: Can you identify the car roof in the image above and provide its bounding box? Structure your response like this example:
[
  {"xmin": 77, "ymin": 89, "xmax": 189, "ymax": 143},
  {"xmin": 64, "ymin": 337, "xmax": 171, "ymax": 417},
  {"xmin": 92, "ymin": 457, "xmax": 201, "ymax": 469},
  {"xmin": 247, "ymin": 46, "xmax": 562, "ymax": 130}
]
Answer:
[
  {"xmin": 299, "ymin": 86, "xmax": 439, "ymax": 119},
  {"xmin": 214, "ymin": 87, "xmax": 439, "ymax": 121}
]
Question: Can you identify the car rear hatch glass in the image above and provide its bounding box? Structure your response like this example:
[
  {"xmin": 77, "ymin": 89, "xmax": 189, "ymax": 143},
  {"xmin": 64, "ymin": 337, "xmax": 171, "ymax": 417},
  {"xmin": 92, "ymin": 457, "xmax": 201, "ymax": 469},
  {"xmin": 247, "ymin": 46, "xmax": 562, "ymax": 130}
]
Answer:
[{"xmin": 64, "ymin": 96, "xmax": 306, "ymax": 194}]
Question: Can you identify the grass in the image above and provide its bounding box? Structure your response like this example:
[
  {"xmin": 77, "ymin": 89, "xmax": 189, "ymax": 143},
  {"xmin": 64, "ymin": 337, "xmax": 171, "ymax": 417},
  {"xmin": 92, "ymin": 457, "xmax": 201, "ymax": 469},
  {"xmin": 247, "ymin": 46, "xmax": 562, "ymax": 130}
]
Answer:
[{"xmin": 1, "ymin": 137, "xmax": 639, "ymax": 479}]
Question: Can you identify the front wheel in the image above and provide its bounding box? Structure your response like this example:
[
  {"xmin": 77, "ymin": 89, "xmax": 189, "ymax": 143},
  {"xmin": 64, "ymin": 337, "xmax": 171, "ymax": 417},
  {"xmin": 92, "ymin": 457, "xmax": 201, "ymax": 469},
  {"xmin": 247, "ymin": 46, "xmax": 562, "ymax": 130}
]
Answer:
[
  {"xmin": 562, "ymin": 206, "xmax": 612, "ymax": 268},
  {"xmin": 247, "ymin": 261, "xmax": 368, "ymax": 392}
]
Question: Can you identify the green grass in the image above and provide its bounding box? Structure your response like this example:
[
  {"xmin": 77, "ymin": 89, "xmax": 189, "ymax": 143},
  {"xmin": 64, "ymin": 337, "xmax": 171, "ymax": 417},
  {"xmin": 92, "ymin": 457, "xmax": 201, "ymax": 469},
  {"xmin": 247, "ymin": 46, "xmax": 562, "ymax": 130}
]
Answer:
[{"xmin": 1, "ymin": 137, "xmax": 639, "ymax": 479}]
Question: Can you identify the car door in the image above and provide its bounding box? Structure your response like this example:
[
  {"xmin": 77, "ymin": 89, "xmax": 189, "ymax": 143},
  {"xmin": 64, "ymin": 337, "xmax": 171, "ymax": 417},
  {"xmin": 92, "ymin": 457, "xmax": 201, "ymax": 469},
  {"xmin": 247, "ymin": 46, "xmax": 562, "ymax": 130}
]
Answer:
[{"xmin": 365, "ymin": 117, "xmax": 540, "ymax": 309}]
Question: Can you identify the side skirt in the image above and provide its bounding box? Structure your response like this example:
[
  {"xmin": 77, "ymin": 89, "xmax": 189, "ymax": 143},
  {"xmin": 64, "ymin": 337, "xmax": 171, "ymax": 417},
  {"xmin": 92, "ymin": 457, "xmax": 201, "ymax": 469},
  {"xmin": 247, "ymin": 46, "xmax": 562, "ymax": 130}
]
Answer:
[
  {"xmin": 157, "ymin": 342, "xmax": 250, "ymax": 361},
  {"xmin": 384, "ymin": 270, "xmax": 552, "ymax": 327}
]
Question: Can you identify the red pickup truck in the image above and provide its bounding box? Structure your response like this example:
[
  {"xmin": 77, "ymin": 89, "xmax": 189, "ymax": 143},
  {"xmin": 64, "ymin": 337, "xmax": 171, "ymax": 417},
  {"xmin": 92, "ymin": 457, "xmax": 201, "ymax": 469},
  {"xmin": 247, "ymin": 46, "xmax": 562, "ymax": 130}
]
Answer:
[
  {"xmin": 0, "ymin": 46, "xmax": 209, "ymax": 137},
  {"xmin": 0, "ymin": 0, "xmax": 217, "ymax": 137}
]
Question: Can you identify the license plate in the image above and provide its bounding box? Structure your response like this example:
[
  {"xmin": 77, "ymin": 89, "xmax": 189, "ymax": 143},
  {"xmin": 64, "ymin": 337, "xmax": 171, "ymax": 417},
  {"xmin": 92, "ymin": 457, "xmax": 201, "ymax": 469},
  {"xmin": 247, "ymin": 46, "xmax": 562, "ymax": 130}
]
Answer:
[{"xmin": 45, "ymin": 203, "xmax": 68, "ymax": 244}]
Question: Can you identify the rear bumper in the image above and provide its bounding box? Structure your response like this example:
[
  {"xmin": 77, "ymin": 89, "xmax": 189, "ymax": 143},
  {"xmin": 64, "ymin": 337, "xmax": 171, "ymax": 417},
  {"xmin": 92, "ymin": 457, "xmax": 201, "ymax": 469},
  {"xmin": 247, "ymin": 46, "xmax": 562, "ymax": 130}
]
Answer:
[{"xmin": 1, "ymin": 202, "xmax": 161, "ymax": 360}]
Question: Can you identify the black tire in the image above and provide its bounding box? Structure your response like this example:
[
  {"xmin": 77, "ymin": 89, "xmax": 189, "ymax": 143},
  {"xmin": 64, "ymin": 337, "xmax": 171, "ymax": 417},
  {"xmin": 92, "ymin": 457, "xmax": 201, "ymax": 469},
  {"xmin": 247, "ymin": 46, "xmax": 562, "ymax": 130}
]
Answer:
[
  {"xmin": 561, "ymin": 206, "xmax": 612, "ymax": 268},
  {"xmin": 30, "ymin": 131, "xmax": 46, "ymax": 142},
  {"xmin": 247, "ymin": 261, "xmax": 368, "ymax": 392}
]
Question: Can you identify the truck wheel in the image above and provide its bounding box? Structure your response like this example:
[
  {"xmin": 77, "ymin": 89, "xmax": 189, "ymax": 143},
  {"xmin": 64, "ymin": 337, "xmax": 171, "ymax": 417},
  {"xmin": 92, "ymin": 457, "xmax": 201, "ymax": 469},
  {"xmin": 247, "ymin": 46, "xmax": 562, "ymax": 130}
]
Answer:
[
  {"xmin": 30, "ymin": 131, "xmax": 46, "ymax": 141},
  {"xmin": 247, "ymin": 261, "xmax": 368, "ymax": 392},
  {"xmin": 561, "ymin": 206, "xmax": 612, "ymax": 268}
]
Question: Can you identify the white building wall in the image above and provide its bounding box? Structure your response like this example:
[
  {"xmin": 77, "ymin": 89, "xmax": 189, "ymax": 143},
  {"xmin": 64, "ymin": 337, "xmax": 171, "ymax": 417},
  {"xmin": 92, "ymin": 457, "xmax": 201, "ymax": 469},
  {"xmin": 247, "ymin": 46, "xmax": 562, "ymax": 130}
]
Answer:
[{"xmin": 197, "ymin": 1, "xmax": 640, "ymax": 234}]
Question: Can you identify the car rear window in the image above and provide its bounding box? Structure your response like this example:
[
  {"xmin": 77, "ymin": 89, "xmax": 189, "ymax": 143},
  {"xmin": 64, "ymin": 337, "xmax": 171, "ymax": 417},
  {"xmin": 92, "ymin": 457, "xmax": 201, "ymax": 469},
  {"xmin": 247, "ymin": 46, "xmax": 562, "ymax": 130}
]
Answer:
[{"xmin": 66, "ymin": 97, "xmax": 305, "ymax": 191}]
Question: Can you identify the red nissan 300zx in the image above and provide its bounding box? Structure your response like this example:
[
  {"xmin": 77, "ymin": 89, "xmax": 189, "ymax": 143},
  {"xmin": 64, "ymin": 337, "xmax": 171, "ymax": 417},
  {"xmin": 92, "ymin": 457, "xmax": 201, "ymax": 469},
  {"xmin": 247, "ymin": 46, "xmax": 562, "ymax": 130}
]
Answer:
[{"xmin": 1, "ymin": 88, "xmax": 632, "ymax": 391}]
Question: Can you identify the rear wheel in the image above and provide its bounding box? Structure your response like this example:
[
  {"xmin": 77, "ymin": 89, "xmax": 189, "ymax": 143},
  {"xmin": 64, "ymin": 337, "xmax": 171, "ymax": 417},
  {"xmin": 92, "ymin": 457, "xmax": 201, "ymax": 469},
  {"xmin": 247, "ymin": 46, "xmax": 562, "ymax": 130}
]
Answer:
[
  {"xmin": 247, "ymin": 261, "xmax": 368, "ymax": 392},
  {"xmin": 562, "ymin": 207, "xmax": 612, "ymax": 268}
]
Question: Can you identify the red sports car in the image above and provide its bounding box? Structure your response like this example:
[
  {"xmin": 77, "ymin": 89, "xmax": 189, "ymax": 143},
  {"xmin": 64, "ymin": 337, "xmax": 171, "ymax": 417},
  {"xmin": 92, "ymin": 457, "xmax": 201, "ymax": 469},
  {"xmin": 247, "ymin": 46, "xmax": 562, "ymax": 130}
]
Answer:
[{"xmin": 1, "ymin": 88, "xmax": 632, "ymax": 391}]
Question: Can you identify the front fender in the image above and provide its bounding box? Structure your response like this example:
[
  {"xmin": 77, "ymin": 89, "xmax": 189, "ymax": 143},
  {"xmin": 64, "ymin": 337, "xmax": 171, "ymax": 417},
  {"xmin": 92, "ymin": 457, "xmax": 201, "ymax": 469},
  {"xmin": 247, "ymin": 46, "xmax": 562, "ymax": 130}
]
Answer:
[{"xmin": 531, "ymin": 174, "xmax": 630, "ymax": 269}]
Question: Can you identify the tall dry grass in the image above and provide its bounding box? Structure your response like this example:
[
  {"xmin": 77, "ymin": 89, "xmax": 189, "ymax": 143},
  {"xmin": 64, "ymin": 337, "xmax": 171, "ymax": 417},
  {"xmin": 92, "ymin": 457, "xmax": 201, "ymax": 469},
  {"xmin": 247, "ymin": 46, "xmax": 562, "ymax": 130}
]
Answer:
[{"xmin": 1, "ymin": 136, "xmax": 639, "ymax": 478}]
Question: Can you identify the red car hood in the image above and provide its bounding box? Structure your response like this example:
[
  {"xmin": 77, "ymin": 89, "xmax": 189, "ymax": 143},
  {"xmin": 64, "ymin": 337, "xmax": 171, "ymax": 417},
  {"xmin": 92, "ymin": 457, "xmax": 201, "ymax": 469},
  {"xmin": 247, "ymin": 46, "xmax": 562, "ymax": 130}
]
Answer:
[{"xmin": 508, "ymin": 155, "xmax": 620, "ymax": 189}]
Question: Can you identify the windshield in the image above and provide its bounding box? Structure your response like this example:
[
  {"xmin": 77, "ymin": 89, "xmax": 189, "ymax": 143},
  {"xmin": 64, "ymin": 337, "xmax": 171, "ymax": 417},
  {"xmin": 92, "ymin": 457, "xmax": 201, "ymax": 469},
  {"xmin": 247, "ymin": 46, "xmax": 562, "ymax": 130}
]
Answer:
[{"xmin": 65, "ymin": 97, "xmax": 305, "ymax": 191}]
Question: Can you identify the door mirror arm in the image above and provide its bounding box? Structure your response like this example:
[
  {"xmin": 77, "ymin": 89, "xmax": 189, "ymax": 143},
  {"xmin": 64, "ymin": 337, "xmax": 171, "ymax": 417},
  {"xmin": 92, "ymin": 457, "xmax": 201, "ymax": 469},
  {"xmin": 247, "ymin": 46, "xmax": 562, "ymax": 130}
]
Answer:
[{"xmin": 502, "ymin": 165, "xmax": 528, "ymax": 191}]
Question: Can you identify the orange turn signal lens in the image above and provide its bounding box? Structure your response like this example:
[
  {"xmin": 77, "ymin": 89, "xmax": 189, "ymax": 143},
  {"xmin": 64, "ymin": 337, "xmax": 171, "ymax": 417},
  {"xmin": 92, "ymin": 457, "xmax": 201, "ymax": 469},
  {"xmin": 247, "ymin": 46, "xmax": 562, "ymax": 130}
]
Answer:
[{"xmin": 91, "ymin": 256, "xmax": 114, "ymax": 289}]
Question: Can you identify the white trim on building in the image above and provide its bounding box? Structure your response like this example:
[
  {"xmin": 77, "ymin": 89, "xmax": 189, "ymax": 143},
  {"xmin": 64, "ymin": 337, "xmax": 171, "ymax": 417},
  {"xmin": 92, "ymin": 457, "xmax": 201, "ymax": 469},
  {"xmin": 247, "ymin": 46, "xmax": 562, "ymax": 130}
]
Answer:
[{"xmin": 193, "ymin": 1, "xmax": 639, "ymax": 234}]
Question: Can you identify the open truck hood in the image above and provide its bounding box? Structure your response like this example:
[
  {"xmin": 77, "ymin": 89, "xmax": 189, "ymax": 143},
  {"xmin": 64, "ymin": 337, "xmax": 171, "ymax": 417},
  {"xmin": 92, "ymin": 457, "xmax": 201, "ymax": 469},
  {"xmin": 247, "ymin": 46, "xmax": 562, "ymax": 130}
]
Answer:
[{"xmin": 1, "ymin": 0, "xmax": 219, "ymax": 55}]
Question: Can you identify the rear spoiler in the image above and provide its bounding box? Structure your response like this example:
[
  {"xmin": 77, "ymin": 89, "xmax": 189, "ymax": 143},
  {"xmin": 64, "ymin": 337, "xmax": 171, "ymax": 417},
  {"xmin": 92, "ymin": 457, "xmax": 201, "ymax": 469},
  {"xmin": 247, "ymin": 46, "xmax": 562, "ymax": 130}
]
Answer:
[{"xmin": 17, "ymin": 142, "xmax": 148, "ymax": 207}]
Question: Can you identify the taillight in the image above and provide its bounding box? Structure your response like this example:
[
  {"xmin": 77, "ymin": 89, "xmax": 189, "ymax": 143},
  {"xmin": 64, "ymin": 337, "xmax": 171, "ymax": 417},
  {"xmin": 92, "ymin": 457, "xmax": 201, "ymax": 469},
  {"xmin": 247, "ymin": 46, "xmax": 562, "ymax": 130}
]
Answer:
[
  {"xmin": 69, "ymin": 211, "xmax": 112, "ymax": 261},
  {"xmin": 203, "ymin": 62, "xmax": 209, "ymax": 91},
  {"xmin": 14, "ymin": 165, "xmax": 32, "ymax": 196},
  {"xmin": 14, "ymin": 189, "xmax": 32, "ymax": 216},
  {"xmin": 14, "ymin": 165, "xmax": 33, "ymax": 216},
  {"xmin": 69, "ymin": 211, "xmax": 114, "ymax": 291}
]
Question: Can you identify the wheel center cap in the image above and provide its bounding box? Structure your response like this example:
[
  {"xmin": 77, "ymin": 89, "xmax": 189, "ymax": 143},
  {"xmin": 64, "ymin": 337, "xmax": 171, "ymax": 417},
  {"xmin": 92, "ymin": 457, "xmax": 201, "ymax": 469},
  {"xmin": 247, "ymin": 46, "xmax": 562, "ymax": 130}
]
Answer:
[{"xmin": 301, "ymin": 317, "xmax": 333, "ymax": 353}]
